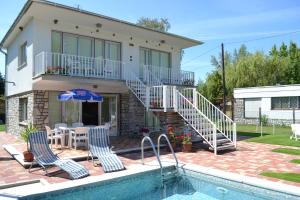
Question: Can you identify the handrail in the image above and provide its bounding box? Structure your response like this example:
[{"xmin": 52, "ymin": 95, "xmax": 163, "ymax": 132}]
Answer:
[
  {"xmin": 141, "ymin": 136, "xmax": 163, "ymax": 176},
  {"xmin": 157, "ymin": 134, "xmax": 178, "ymax": 169}
]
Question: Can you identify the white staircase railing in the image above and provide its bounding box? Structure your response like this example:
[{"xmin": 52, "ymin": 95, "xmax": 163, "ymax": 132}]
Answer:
[
  {"xmin": 125, "ymin": 72, "xmax": 148, "ymax": 107},
  {"xmin": 180, "ymin": 88, "xmax": 236, "ymax": 147},
  {"xmin": 176, "ymin": 90, "xmax": 218, "ymax": 153}
]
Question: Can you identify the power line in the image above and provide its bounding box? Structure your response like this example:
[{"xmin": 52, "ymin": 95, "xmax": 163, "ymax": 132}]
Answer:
[
  {"xmin": 225, "ymin": 29, "xmax": 300, "ymax": 45},
  {"xmin": 182, "ymin": 45, "xmax": 219, "ymax": 65},
  {"xmin": 181, "ymin": 29, "xmax": 300, "ymax": 66}
]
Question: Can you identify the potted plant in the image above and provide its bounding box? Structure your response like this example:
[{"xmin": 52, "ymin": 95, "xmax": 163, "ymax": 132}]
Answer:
[
  {"xmin": 182, "ymin": 133, "xmax": 192, "ymax": 152},
  {"xmin": 20, "ymin": 123, "xmax": 37, "ymax": 162}
]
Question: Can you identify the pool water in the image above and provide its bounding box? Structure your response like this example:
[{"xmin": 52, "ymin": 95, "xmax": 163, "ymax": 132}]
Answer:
[{"xmin": 21, "ymin": 167, "xmax": 299, "ymax": 200}]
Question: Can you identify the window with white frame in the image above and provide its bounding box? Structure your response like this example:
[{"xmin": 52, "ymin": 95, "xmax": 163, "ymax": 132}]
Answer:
[
  {"xmin": 271, "ymin": 96, "xmax": 300, "ymax": 110},
  {"xmin": 19, "ymin": 98, "xmax": 28, "ymax": 122},
  {"xmin": 18, "ymin": 42, "xmax": 27, "ymax": 68}
]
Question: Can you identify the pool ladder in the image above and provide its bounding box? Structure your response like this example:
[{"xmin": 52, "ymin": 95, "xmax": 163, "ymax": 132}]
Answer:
[{"xmin": 141, "ymin": 134, "xmax": 179, "ymax": 181}]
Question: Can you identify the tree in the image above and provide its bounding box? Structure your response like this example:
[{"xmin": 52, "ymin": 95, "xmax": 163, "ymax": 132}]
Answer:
[
  {"xmin": 136, "ymin": 17, "xmax": 170, "ymax": 32},
  {"xmin": 198, "ymin": 42, "xmax": 300, "ymax": 106}
]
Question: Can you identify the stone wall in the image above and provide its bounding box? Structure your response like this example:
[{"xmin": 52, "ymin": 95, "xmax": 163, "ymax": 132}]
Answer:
[
  {"xmin": 153, "ymin": 111, "xmax": 186, "ymax": 133},
  {"xmin": 6, "ymin": 92, "xmax": 34, "ymax": 135},
  {"xmin": 234, "ymin": 98, "xmax": 244, "ymax": 123},
  {"xmin": 6, "ymin": 90, "xmax": 49, "ymax": 135},
  {"xmin": 33, "ymin": 91, "xmax": 49, "ymax": 131},
  {"xmin": 120, "ymin": 91, "xmax": 145, "ymax": 135}
]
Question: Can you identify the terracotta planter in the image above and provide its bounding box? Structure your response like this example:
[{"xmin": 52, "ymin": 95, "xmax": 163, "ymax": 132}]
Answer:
[
  {"xmin": 182, "ymin": 143, "xmax": 192, "ymax": 152},
  {"xmin": 23, "ymin": 151, "xmax": 34, "ymax": 162}
]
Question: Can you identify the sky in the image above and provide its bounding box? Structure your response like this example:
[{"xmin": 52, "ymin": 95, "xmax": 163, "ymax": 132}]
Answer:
[{"xmin": 0, "ymin": 0, "xmax": 300, "ymax": 82}]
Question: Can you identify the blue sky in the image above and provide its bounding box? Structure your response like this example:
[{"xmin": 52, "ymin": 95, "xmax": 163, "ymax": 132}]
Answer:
[{"xmin": 1, "ymin": 0, "xmax": 300, "ymax": 81}]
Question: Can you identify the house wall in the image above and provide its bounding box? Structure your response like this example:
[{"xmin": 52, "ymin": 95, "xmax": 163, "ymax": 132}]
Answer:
[
  {"xmin": 6, "ymin": 92, "xmax": 34, "ymax": 135},
  {"xmin": 6, "ymin": 19, "xmax": 34, "ymax": 97},
  {"xmin": 33, "ymin": 18, "xmax": 182, "ymax": 74},
  {"xmin": 234, "ymin": 85, "xmax": 300, "ymax": 125}
]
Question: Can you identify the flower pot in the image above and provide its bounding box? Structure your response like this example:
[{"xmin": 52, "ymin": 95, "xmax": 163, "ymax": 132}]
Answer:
[
  {"xmin": 182, "ymin": 143, "xmax": 192, "ymax": 152},
  {"xmin": 23, "ymin": 151, "xmax": 34, "ymax": 162}
]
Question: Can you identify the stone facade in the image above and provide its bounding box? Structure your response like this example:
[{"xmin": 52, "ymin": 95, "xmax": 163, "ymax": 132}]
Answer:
[
  {"xmin": 119, "ymin": 91, "xmax": 145, "ymax": 135},
  {"xmin": 153, "ymin": 111, "xmax": 186, "ymax": 133},
  {"xmin": 6, "ymin": 90, "xmax": 49, "ymax": 135},
  {"xmin": 33, "ymin": 91, "xmax": 49, "ymax": 131},
  {"xmin": 234, "ymin": 98, "xmax": 244, "ymax": 123},
  {"xmin": 6, "ymin": 92, "xmax": 34, "ymax": 135}
]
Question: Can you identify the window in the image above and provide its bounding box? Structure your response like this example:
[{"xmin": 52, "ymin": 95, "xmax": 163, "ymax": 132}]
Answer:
[
  {"xmin": 18, "ymin": 42, "xmax": 27, "ymax": 68},
  {"xmin": 271, "ymin": 97, "xmax": 300, "ymax": 110},
  {"xmin": 244, "ymin": 98, "xmax": 261, "ymax": 118},
  {"xmin": 140, "ymin": 47, "xmax": 170, "ymax": 68},
  {"xmin": 19, "ymin": 98, "xmax": 28, "ymax": 122}
]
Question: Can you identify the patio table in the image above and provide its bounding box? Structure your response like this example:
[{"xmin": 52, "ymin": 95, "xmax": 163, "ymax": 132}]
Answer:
[{"xmin": 58, "ymin": 126, "xmax": 96, "ymax": 148}]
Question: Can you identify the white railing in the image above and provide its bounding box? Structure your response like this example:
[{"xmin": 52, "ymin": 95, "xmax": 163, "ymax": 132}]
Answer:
[
  {"xmin": 125, "ymin": 71, "xmax": 147, "ymax": 107},
  {"xmin": 176, "ymin": 90, "xmax": 217, "ymax": 153},
  {"xmin": 143, "ymin": 65, "xmax": 195, "ymax": 86},
  {"xmin": 143, "ymin": 66, "xmax": 162, "ymax": 86},
  {"xmin": 180, "ymin": 88, "xmax": 236, "ymax": 147},
  {"xmin": 34, "ymin": 51, "xmax": 125, "ymax": 80},
  {"xmin": 149, "ymin": 85, "xmax": 174, "ymax": 111}
]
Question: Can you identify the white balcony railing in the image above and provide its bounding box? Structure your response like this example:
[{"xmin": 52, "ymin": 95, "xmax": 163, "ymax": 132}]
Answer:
[
  {"xmin": 34, "ymin": 52, "xmax": 126, "ymax": 80},
  {"xmin": 143, "ymin": 65, "xmax": 195, "ymax": 86}
]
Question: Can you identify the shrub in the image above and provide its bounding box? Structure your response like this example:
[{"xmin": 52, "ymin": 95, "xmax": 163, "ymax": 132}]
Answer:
[{"xmin": 261, "ymin": 114, "xmax": 269, "ymax": 126}]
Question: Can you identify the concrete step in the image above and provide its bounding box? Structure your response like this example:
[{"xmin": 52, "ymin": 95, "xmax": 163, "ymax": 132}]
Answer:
[{"xmin": 216, "ymin": 143, "xmax": 235, "ymax": 151}]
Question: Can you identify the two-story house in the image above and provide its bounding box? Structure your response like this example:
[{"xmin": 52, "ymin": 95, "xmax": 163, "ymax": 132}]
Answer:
[{"xmin": 1, "ymin": 0, "xmax": 236, "ymax": 154}]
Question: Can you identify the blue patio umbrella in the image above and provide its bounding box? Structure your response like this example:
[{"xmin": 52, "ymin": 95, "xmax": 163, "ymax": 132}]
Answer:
[{"xmin": 58, "ymin": 89, "xmax": 103, "ymax": 102}]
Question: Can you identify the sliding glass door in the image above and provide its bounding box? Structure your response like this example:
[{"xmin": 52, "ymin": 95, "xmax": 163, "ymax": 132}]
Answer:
[
  {"xmin": 100, "ymin": 95, "xmax": 118, "ymax": 136},
  {"xmin": 139, "ymin": 48, "xmax": 171, "ymax": 82}
]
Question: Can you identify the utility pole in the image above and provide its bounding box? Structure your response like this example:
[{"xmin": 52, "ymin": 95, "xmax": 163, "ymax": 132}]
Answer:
[{"xmin": 221, "ymin": 43, "xmax": 226, "ymax": 113}]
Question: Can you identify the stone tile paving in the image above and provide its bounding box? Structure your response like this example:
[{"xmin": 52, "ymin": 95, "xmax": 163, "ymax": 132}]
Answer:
[{"xmin": 1, "ymin": 132, "xmax": 300, "ymax": 188}]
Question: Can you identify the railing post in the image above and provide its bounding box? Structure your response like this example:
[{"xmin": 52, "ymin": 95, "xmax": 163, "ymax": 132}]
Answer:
[
  {"xmin": 193, "ymin": 88, "xmax": 197, "ymax": 107},
  {"xmin": 233, "ymin": 122, "xmax": 237, "ymax": 148},
  {"xmin": 173, "ymin": 86, "xmax": 177, "ymax": 112},
  {"xmin": 145, "ymin": 86, "xmax": 150, "ymax": 110},
  {"xmin": 213, "ymin": 125, "xmax": 217, "ymax": 155},
  {"xmin": 163, "ymin": 85, "xmax": 167, "ymax": 112}
]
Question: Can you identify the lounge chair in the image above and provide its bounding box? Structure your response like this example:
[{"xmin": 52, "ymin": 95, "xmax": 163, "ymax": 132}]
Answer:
[
  {"xmin": 291, "ymin": 124, "xmax": 300, "ymax": 141},
  {"xmin": 88, "ymin": 127, "xmax": 125, "ymax": 172},
  {"xmin": 29, "ymin": 131, "xmax": 89, "ymax": 179}
]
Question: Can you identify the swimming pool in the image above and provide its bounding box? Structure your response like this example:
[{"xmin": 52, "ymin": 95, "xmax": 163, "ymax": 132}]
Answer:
[{"xmin": 18, "ymin": 166, "xmax": 300, "ymax": 200}]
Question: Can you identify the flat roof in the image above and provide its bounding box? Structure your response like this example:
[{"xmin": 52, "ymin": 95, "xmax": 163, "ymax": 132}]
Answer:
[
  {"xmin": 0, "ymin": 0, "xmax": 203, "ymax": 49},
  {"xmin": 234, "ymin": 84, "xmax": 300, "ymax": 98}
]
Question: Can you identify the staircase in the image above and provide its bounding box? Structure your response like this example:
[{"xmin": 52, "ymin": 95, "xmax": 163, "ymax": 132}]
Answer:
[{"xmin": 125, "ymin": 71, "xmax": 236, "ymax": 155}]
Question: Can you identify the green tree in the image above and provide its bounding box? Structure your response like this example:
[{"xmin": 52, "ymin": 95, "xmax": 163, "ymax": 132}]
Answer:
[{"xmin": 136, "ymin": 17, "xmax": 170, "ymax": 32}]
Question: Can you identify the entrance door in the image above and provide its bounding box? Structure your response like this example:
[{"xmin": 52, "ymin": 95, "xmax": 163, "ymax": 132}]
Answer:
[
  {"xmin": 101, "ymin": 96, "xmax": 118, "ymax": 136},
  {"xmin": 82, "ymin": 102, "xmax": 99, "ymax": 125}
]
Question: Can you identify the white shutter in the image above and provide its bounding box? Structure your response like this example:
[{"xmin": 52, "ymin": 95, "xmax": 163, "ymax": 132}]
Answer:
[{"xmin": 244, "ymin": 98, "xmax": 261, "ymax": 118}]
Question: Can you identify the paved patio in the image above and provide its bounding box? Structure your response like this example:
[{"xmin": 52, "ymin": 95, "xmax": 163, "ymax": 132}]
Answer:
[{"xmin": 1, "ymin": 132, "xmax": 300, "ymax": 188}]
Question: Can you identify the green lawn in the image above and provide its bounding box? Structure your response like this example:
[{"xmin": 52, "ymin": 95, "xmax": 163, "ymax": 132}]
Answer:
[
  {"xmin": 272, "ymin": 148, "xmax": 300, "ymax": 155},
  {"xmin": 290, "ymin": 159, "xmax": 300, "ymax": 164},
  {"xmin": 260, "ymin": 172, "xmax": 300, "ymax": 183},
  {"xmin": 237, "ymin": 124, "xmax": 300, "ymax": 147},
  {"xmin": 0, "ymin": 124, "xmax": 5, "ymax": 132}
]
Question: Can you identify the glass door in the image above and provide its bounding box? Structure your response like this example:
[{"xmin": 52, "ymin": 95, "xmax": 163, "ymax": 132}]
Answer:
[
  {"xmin": 139, "ymin": 48, "xmax": 151, "ymax": 79},
  {"xmin": 100, "ymin": 95, "xmax": 118, "ymax": 136}
]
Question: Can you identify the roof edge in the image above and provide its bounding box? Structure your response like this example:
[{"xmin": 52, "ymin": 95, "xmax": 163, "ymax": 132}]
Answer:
[{"xmin": 0, "ymin": 0, "xmax": 203, "ymax": 49}]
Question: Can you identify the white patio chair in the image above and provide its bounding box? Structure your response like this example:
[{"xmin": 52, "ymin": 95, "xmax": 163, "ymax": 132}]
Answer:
[
  {"xmin": 71, "ymin": 127, "xmax": 89, "ymax": 150},
  {"xmin": 290, "ymin": 124, "xmax": 300, "ymax": 141},
  {"xmin": 72, "ymin": 122, "xmax": 84, "ymax": 128},
  {"xmin": 45, "ymin": 126, "xmax": 64, "ymax": 149}
]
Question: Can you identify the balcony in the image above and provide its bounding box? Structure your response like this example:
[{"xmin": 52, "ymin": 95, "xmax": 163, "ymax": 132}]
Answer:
[
  {"xmin": 142, "ymin": 65, "xmax": 194, "ymax": 86},
  {"xmin": 34, "ymin": 52, "xmax": 125, "ymax": 80},
  {"xmin": 34, "ymin": 52, "xmax": 195, "ymax": 86}
]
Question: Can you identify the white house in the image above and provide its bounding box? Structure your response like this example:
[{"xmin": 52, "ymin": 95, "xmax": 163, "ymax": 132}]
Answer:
[
  {"xmin": 0, "ymin": 0, "xmax": 236, "ymax": 153},
  {"xmin": 234, "ymin": 84, "xmax": 300, "ymax": 125}
]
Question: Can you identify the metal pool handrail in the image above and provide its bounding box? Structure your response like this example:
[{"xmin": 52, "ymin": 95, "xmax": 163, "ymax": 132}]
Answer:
[
  {"xmin": 141, "ymin": 136, "xmax": 163, "ymax": 176},
  {"xmin": 157, "ymin": 134, "xmax": 178, "ymax": 169}
]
